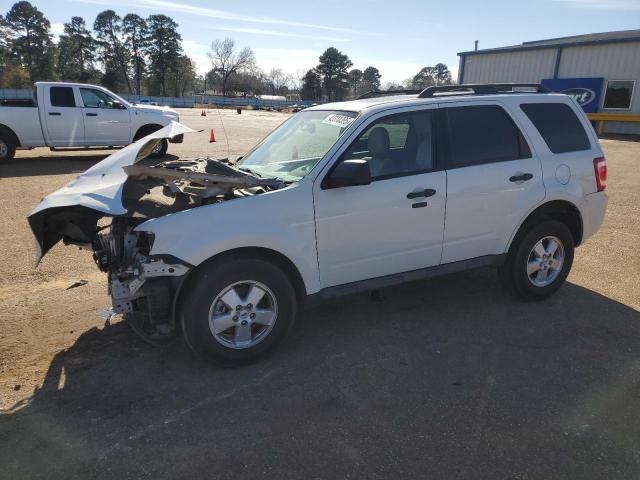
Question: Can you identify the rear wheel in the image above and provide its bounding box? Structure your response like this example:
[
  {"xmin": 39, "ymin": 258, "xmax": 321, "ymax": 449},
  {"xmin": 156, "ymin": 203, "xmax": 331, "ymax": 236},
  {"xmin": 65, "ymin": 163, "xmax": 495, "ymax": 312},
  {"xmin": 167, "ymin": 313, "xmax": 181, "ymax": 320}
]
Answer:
[
  {"xmin": 0, "ymin": 135, "xmax": 16, "ymax": 162},
  {"xmin": 498, "ymin": 220, "xmax": 574, "ymax": 301},
  {"xmin": 181, "ymin": 257, "xmax": 297, "ymax": 366}
]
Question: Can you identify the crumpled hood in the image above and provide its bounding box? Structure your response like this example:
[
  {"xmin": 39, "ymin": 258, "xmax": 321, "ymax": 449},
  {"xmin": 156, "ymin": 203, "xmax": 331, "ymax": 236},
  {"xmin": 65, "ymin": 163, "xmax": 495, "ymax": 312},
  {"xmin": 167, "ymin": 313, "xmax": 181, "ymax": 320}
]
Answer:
[{"xmin": 28, "ymin": 121, "xmax": 194, "ymax": 264}]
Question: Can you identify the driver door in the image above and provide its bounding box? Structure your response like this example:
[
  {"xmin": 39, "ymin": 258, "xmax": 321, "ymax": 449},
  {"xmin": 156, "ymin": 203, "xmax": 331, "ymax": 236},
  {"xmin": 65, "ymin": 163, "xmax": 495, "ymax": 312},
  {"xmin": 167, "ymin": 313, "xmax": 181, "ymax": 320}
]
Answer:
[
  {"xmin": 79, "ymin": 87, "xmax": 131, "ymax": 146},
  {"xmin": 313, "ymin": 106, "xmax": 446, "ymax": 288}
]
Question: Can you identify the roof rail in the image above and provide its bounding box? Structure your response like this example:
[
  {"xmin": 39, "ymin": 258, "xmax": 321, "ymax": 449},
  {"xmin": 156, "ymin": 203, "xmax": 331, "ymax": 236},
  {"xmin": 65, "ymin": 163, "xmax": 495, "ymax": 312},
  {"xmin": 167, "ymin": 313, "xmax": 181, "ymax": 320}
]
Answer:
[
  {"xmin": 357, "ymin": 89, "xmax": 422, "ymax": 100},
  {"xmin": 417, "ymin": 83, "xmax": 549, "ymax": 98}
]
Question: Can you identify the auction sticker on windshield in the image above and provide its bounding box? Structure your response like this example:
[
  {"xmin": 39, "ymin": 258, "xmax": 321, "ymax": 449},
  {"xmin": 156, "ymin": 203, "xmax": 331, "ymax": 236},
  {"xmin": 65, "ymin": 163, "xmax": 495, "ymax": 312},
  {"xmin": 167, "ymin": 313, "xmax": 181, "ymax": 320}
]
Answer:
[{"xmin": 322, "ymin": 113, "xmax": 356, "ymax": 128}]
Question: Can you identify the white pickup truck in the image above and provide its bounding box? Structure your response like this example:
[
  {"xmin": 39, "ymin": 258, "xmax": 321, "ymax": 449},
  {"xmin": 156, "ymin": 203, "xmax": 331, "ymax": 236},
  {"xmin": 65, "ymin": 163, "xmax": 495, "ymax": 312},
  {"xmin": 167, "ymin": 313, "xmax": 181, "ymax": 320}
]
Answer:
[{"xmin": 0, "ymin": 82, "xmax": 182, "ymax": 161}]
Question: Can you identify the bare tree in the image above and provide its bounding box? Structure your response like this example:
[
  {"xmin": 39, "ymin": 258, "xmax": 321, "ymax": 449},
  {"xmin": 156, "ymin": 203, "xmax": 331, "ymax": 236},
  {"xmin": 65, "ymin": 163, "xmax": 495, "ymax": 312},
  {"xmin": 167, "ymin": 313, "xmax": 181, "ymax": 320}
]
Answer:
[
  {"xmin": 267, "ymin": 68, "xmax": 288, "ymax": 94},
  {"xmin": 207, "ymin": 37, "xmax": 255, "ymax": 96}
]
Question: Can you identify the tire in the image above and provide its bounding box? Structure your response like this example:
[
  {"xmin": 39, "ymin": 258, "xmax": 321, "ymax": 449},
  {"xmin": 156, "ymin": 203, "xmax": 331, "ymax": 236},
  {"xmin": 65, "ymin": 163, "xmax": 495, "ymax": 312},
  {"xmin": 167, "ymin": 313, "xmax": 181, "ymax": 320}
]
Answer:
[
  {"xmin": 181, "ymin": 257, "xmax": 297, "ymax": 366},
  {"xmin": 0, "ymin": 134, "xmax": 16, "ymax": 162},
  {"xmin": 498, "ymin": 219, "xmax": 574, "ymax": 301},
  {"xmin": 149, "ymin": 138, "xmax": 168, "ymax": 158}
]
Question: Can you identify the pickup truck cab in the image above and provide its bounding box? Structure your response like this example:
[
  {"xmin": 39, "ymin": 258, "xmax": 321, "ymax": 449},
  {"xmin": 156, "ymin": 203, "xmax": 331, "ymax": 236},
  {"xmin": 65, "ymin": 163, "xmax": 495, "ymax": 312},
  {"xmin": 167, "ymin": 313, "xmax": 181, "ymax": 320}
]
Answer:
[
  {"xmin": 0, "ymin": 82, "xmax": 181, "ymax": 161},
  {"xmin": 29, "ymin": 84, "xmax": 608, "ymax": 365}
]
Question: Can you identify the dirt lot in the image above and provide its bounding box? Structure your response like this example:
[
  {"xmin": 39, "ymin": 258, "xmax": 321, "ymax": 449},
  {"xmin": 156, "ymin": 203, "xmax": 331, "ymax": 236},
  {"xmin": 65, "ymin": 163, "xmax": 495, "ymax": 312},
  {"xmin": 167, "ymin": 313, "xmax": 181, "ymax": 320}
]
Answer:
[{"xmin": 0, "ymin": 108, "xmax": 638, "ymax": 479}]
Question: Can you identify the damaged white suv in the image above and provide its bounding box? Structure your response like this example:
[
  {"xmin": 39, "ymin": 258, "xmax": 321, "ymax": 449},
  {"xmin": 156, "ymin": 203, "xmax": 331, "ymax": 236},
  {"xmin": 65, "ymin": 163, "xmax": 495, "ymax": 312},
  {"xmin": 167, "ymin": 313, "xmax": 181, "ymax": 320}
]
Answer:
[{"xmin": 30, "ymin": 84, "xmax": 608, "ymax": 365}]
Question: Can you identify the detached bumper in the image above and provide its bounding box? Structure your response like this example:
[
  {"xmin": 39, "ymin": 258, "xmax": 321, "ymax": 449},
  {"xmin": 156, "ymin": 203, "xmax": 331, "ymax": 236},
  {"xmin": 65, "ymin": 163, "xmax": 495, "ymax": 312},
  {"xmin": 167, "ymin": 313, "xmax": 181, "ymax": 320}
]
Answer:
[{"xmin": 170, "ymin": 134, "xmax": 184, "ymax": 144}]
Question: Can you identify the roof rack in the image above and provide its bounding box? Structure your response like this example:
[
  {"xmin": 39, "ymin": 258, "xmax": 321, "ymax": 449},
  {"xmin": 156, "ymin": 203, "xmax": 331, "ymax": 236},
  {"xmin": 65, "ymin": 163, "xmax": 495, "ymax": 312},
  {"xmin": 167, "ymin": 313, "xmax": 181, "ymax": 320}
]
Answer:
[
  {"xmin": 357, "ymin": 89, "xmax": 422, "ymax": 100},
  {"xmin": 417, "ymin": 83, "xmax": 549, "ymax": 98}
]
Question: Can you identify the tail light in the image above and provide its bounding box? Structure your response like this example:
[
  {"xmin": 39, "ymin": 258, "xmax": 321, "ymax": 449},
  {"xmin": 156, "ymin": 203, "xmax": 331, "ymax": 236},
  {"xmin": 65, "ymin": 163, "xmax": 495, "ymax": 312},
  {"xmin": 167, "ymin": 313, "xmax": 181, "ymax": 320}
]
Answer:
[{"xmin": 593, "ymin": 157, "xmax": 606, "ymax": 192}]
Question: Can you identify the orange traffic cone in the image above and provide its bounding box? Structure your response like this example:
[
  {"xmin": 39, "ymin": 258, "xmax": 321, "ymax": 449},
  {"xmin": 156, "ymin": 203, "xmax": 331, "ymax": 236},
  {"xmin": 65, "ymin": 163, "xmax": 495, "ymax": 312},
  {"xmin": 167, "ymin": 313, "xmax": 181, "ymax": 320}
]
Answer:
[{"xmin": 209, "ymin": 129, "xmax": 216, "ymax": 143}]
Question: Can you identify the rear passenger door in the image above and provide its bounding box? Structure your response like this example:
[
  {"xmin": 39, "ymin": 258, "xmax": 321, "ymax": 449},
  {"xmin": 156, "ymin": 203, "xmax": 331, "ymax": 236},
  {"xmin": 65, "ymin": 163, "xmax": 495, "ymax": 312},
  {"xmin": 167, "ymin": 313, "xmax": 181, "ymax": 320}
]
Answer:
[
  {"xmin": 441, "ymin": 101, "xmax": 545, "ymax": 264},
  {"xmin": 43, "ymin": 86, "xmax": 85, "ymax": 146}
]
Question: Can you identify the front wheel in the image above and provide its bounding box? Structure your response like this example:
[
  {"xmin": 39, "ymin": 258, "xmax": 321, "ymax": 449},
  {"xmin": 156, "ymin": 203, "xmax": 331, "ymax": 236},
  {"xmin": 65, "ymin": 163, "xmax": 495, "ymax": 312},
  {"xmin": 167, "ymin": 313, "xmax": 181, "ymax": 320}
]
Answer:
[
  {"xmin": 149, "ymin": 138, "xmax": 168, "ymax": 158},
  {"xmin": 498, "ymin": 220, "xmax": 574, "ymax": 301},
  {"xmin": 181, "ymin": 257, "xmax": 297, "ymax": 366}
]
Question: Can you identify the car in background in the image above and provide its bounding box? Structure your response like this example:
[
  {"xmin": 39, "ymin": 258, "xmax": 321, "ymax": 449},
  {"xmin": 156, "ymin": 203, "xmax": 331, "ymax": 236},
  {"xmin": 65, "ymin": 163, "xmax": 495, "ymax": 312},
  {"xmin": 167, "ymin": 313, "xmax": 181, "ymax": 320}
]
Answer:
[{"xmin": 0, "ymin": 82, "xmax": 181, "ymax": 161}]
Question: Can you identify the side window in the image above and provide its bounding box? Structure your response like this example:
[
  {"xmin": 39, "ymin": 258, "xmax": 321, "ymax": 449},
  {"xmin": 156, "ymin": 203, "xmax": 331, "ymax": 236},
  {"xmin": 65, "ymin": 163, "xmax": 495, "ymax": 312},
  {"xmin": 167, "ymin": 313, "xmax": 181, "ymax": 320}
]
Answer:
[
  {"xmin": 341, "ymin": 110, "xmax": 435, "ymax": 180},
  {"xmin": 521, "ymin": 103, "xmax": 590, "ymax": 154},
  {"xmin": 50, "ymin": 87, "xmax": 76, "ymax": 107},
  {"xmin": 445, "ymin": 105, "xmax": 531, "ymax": 168},
  {"xmin": 80, "ymin": 88, "xmax": 119, "ymax": 109}
]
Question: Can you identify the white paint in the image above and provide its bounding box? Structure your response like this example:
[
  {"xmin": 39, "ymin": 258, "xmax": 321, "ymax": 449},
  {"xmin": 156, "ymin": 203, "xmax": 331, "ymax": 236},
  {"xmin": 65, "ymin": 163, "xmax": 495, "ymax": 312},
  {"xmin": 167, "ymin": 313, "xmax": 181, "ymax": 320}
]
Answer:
[{"xmin": 32, "ymin": 93, "xmax": 608, "ymax": 296}]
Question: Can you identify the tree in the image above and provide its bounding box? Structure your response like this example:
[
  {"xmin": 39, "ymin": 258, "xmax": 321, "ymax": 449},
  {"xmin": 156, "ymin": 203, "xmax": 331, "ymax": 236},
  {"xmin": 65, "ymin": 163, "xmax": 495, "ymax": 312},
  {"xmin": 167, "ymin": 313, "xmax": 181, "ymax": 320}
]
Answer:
[
  {"xmin": 5, "ymin": 1, "xmax": 55, "ymax": 82},
  {"xmin": 168, "ymin": 55, "xmax": 195, "ymax": 96},
  {"xmin": 146, "ymin": 14, "xmax": 182, "ymax": 96},
  {"xmin": 410, "ymin": 63, "xmax": 453, "ymax": 89},
  {"xmin": 1, "ymin": 62, "xmax": 29, "ymax": 88},
  {"xmin": 122, "ymin": 14, "xmax": 148, "ymax": 95},
  {"xmin": 207, "ymin": 38, "xmax": 254, "ymax": 96},
  {"xmin": 317, "ymin": 47, "xmax": 352, "ymax": 101},
  {"xmin": 347, "ymin": 68, "xmax": 362, "ymax": 96},
  {"xmin": 301, "ymin": 68, "xmax": 321, "ymax": 101},
  {"xmin": 0, "ymin": 15, "xmax": 9, "ymax": 69},
  {"xmin": 94, "ymin": 10, "xmax": 132, "ymax": 93},
  {"xmin": 383, "ymin": 82, "xmax": 403, "ymax": 91},
  {"xmin": 57, "ymin": 17, "xmax": 96, "ymax": 82},
  {"xmin": 433, "ymin": 63, "xmax": 452, "ymax": 85},
  {"xmin": 267, "ymin": 68, "xmax": 288, "ymax": 95},
  {"xmin": 362, "ymin": 66, "xmax": 381, "ymax": 92},
  {"xmin": 411, "ymin": 66, "xmax": 437, "ymax": 89}
]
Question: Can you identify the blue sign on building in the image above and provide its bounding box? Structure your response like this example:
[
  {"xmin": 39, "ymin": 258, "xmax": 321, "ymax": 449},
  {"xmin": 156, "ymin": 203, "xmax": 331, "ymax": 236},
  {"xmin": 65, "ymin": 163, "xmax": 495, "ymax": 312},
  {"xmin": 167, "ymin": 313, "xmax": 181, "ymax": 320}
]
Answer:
[{"xmin": 540, "ymin": 77, "xmax": 604, "ymax": 113}]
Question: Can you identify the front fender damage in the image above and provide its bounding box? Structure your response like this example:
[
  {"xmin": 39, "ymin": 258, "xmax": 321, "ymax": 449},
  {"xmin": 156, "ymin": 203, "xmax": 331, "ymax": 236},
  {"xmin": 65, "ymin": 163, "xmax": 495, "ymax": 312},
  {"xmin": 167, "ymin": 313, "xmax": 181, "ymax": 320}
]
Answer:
[{"xmin": 27, "ymin": 121, "xmax": 285, "ymax": 343}]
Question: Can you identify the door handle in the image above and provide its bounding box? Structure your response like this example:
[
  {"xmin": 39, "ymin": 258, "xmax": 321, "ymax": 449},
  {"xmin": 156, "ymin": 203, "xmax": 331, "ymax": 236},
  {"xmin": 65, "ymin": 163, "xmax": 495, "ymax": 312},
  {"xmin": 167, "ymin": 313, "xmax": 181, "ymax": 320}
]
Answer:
[
  {"xmin": 86, "ymin": 112, "xmax": 98, "ymax": 117},
  {"xmin": 412, "ymin": 201, "xmax": 429, "ymax": 208},
  {"xmin": 509, "ymin": 173, "xmax": 533, "ymax": 183},
  {"xmin": 48, "ymin": 112, "xmax": 61, "ymax": 116},
  {"xmin": 406, "ymin": 188, "xmax": 436, "ymax": 199}
]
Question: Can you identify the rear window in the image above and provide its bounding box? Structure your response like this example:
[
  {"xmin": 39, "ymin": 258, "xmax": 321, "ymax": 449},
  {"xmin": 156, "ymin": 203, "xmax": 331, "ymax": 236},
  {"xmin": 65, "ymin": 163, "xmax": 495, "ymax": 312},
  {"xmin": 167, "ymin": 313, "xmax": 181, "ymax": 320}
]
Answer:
[
  {"xmin": 50, "ymin": 87, "xmax": 76, "ymax": 107},
  {"xmin": 445, "ymin": 105, "xmax": 531, "ymax": 168},
  {"xmin": 520, "ymin": 103, "xmax": 590, "ymax": 153}
]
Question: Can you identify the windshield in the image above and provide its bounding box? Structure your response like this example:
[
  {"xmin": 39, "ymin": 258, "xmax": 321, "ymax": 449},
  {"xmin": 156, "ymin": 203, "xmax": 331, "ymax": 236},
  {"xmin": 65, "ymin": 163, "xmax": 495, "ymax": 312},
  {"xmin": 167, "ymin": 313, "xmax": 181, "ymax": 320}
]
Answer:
[{"xmin": 237, "ymin": 110, "xmax": 358, "ymax": 181}]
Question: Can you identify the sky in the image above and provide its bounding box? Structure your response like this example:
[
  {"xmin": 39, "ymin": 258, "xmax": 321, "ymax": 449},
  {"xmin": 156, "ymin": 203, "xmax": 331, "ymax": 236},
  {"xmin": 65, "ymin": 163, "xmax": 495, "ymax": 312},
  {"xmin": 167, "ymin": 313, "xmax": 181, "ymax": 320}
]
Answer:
[{"xmin": 30, "ymin": 0, "xmax": 640, "ymax": 85}]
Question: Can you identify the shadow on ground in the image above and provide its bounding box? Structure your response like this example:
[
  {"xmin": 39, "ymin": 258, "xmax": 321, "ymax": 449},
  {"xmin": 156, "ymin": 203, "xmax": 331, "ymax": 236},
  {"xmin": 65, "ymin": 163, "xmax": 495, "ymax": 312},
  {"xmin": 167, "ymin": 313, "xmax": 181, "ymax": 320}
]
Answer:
[
  {"xmin": 0, "ymin": 153, "xmax": 179, "ymax": 178},
  {"xmin": 1, "ymin": 268, "xmax": 639, "ymax": 479}
]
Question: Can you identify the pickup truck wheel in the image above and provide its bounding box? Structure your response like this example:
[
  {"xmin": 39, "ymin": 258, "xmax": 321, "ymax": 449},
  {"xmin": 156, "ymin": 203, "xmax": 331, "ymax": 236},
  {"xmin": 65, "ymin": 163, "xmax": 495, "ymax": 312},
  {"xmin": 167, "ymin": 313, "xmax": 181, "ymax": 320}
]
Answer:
[
  {"xmin": 0, "ymin": 136, "xmax": 16, "ymax": 162},
  {"xmin": 149, "ymin": 138, "xmax": 168, "ymax": 158},
  {"xmin": 181, "ymin": 257, "xmax": 297, "ymax": 366},
  {"xmin": 498, "ymin": 220, "xmax": 574, "ymax": 301}
]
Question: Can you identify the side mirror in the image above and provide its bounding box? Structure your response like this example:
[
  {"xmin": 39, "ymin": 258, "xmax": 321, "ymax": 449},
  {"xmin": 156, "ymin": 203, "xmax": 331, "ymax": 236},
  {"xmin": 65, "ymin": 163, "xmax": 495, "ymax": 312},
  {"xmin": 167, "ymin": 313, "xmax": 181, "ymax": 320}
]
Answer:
[
  {"xmin": 324, "ymin": 159, "xmax": 371, "ymax": 189},
  {"xmin": 112, "ymin": 100, "xmax": 126, "ymax": 110}
]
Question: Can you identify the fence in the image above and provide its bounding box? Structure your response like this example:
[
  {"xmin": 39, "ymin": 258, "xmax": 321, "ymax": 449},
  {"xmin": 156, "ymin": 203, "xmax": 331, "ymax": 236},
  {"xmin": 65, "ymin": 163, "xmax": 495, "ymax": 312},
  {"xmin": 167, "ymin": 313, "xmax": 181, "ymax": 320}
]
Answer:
[
  {"xmin": 0, "ymin": 89, "xmax": 31, "ymax": 99},
  {"xmin": 0, "ymin": 89, "xmax": 319, "ymax": 109}
]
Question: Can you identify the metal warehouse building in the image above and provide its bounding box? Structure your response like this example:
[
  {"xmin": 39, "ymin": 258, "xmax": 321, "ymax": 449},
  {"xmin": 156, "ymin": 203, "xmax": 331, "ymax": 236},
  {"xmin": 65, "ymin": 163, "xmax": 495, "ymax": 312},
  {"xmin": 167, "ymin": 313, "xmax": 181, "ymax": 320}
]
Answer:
[{"xmin": 457, "ymin": 30, "xmax": 640, "ymax": 135}]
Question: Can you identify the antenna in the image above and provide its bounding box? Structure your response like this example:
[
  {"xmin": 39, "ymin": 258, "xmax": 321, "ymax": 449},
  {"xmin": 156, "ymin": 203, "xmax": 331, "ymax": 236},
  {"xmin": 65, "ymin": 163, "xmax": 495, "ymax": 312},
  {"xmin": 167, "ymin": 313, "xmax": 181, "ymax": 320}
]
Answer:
[{"xmin": 215, "ymin": 102, "xmax": 231, "ymax": 162}]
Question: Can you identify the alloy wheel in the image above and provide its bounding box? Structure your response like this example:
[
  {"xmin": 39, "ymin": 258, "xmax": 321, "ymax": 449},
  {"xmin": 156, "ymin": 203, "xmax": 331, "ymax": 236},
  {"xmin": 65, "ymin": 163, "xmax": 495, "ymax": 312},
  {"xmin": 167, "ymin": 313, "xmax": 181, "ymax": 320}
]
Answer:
[
  {"xmin": 526, "ymin": 236, "xmax": 565, "ymax": 287},
  {"xmin": 208, "ymin": 280, "xmax": 278, "ymax": 349}
]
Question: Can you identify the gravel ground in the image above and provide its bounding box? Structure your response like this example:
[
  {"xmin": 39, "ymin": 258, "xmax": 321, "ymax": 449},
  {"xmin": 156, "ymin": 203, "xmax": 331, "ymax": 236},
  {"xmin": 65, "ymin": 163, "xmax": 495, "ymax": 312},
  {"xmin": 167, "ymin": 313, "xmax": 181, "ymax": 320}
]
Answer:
[{"xmin": 0, "ymin": 108, "xmax": 638, "ymax": 479}]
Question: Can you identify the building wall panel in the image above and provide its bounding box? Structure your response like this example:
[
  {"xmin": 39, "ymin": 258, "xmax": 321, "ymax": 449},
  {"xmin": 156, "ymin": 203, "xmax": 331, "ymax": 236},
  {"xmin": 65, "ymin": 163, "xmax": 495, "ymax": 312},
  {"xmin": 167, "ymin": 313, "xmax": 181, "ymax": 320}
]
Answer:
[{"xmin": 462, "ymin": 49, "xmax": 557, "ymax": 83}]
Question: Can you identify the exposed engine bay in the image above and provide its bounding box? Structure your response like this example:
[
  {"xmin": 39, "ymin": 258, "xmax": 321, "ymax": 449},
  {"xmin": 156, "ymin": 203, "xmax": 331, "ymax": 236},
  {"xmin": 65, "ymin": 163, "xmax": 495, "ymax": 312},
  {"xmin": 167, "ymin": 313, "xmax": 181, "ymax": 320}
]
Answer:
[
  {"xmin": 28, "ymin": 123, "xmax": 285, "ymax": 343},
  {"xmin": 92, "ymin": 158, "xmax": 283, "ymax": 342}
]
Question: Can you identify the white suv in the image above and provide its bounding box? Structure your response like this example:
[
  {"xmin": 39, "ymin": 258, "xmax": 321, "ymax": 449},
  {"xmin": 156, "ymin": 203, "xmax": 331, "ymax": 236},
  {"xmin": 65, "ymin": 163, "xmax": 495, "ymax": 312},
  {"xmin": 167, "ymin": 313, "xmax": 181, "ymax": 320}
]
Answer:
[{"xmin": 30, "ymin": 84, "xmax": 608, "ymax": 365}]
